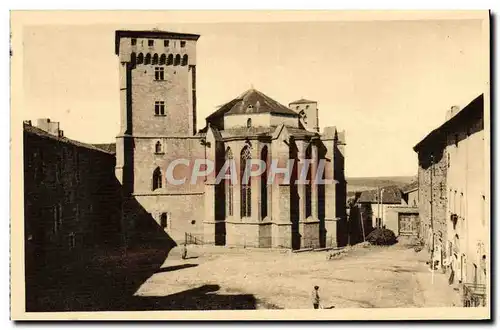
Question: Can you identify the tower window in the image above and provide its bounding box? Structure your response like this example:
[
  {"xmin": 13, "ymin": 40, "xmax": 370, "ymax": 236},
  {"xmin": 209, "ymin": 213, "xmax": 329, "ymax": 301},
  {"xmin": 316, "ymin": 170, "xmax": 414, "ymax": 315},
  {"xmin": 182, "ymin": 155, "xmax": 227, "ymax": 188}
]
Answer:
[
  {"xmin": 160, "ymin": 213, "xmax": 168, "ymax": 228},
  {"xmin": 155, "ymin": 67, "xmax": 165, "ymax": 81},
  {"xmin": 247, "ymin": 118, "xmax": 252, "ymax": 128},
  {"xmin": 174, "ymin": 54, "xmax": 181, "ymax": 66},
  {"xmin": 182, "ymin": 54, "xmax": 188, "ymax": 66},
  {"xmin": 148, "ymin": 39, "xmax": 154, "ymax": 47},
  {"xmin": 131, "ymin": 38, "xmax": 137, "ymax": 46},
  {"xmin": 155, "ymin": 140, "xmax": 163, "ymax": 154},
  {"xmin": 180, "ymin": 41, "xmax": 186, "ymax": 48},
  {"xmin": 164, "ymin": 40, "xmax": 169, "ymax": 47},
  {"xmin": 155, "ymin": 101, "xmax": 165, "ymax": 116},
  {"xmin": 153, "ymin": 167, "xmax": 162, "ymax": 190}
]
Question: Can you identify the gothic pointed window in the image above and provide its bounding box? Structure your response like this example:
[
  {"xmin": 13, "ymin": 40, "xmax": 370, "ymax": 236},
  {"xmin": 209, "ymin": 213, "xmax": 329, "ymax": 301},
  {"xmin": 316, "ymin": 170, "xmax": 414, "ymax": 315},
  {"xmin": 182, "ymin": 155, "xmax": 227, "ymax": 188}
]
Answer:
[
  {"xmin": 261, "ymin": 146, "xmax": 268, "ymax": 219},
  {"xmin": 225, "ymin": 148, "xmax": 234, "ymax": 217},
  {"xmin": 240, "ymin": 146, "xmax": 252, "ymax": 218},
  {"xmin": 305, "ymin": 144, "xmax": 312, "ymax": 218},
  {"xmin": 152, "ymin": 167, "xmax": 162, "ymax": 190},
  {"xmin": 174, "ymin": 54, "xmax": 181, "ymax": 66}
]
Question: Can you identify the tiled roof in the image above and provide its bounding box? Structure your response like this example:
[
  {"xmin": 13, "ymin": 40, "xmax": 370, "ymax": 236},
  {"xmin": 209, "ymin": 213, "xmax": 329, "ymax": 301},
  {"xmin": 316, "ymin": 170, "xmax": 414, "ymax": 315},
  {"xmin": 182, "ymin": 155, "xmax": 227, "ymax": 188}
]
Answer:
[
  {"xmin": 24, "ymin": 124, "xmax": 115, "ymax": 155},
  {"xmin": 402, "ymin": 181, "xmax": 418, "ymax": 193},
  {"xmin": 92, "ymin": 143, "xmax": 116, "ymax": 154},
  {"xmin": 289, "ymin": 98, "xmax": 317, "ymax": 104},
  {"xmin": 358, "ymin": 185, "xmax": 402, "ymax": 204},
  {"xmin": 206, "ymin": 89, "xmax": 298, "ymax": 120}
]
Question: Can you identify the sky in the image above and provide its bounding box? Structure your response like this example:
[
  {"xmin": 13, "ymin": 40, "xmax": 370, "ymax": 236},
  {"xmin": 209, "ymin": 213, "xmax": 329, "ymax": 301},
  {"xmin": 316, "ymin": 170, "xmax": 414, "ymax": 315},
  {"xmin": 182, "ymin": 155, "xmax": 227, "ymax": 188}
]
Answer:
[{"xmin": 20, "ymin": 15, "xmax": 487, "ymax": 177}]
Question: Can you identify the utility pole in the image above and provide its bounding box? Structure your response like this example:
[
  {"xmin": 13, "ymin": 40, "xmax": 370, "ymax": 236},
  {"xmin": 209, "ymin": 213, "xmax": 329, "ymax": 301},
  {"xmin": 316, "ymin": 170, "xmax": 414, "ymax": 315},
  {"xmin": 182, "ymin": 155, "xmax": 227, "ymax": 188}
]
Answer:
[
  {"xmin": 381, "ymin": 188, "xmax": 385, "ymax": 227},
  {"xmin": 377, "ymin": 187, "xmax": 380, "ymax": 228}
]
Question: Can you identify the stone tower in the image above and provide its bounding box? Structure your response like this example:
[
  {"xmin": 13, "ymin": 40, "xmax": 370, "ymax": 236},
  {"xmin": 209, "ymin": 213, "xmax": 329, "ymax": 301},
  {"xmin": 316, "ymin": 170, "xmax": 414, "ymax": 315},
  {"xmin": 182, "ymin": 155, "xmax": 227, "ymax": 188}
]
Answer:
[
  {"xmin": 289, "ymin": 99, "xmax": 319, "ymax": 132},
  {"xmin": 114, "ymin": 30, "xmax": 206, "ymax": 242}
]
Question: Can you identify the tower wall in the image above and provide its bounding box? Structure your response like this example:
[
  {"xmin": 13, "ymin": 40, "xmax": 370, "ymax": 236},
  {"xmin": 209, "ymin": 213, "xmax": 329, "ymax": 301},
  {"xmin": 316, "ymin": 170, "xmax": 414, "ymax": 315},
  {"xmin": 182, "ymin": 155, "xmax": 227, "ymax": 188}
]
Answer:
[{"xmin": 115, "ymin": 31, "xmax": 204, "ymax": 244}]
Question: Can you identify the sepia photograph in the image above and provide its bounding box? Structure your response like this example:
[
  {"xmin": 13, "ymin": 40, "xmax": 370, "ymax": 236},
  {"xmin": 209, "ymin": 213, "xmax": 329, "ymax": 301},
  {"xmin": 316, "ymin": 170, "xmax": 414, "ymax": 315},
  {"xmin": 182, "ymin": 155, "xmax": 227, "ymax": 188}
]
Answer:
[{"xmin": 9, "ymin": 10, "xmax": 491, "ymax": 320}]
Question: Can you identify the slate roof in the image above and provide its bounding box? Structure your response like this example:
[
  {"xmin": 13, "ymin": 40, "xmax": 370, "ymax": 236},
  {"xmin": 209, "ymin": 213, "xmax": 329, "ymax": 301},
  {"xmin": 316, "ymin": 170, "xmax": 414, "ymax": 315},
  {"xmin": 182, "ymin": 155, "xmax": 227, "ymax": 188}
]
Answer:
[
  {"xmin": 357, "ymin": 185, "xmax": 402, "ymax": 204},
  {"xmin": 206, "ymin": 89, "xmax": 298, "ymax": 120},
  {"xmin": 289, "ymin": 98, "xmax": 317, "ymax": 104},
  {"xmin": 24, "ymin": 124, "xmax": 115, "ymax": 155}
]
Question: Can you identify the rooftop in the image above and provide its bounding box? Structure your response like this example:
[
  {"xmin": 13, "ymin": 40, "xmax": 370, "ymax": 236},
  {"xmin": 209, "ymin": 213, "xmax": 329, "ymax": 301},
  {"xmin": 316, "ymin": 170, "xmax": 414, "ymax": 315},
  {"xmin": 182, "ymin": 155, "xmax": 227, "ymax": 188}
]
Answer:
[
  {"xmin": 206, "ymin": 89, "xmax": 299, "ymax": 120},
  {"xmin": 289, "ymin": 98, "xmax": 317, "ymax": 105},
  {"xmin": 413, "ymin": 94, "xmax": 484, "ymax": 152},
  {"xmin": 402, "ymin": 181, "xmax": 418, "ymax": 193},
  {"xmin": 24, "ymin": 123, "xmax": 115, "ymax": 155},
  {"xmin": 115, "ymin": 29, "xmax": 201, "ymax": 54},
  {"xmin": 357, "ymin": 185, "xmax": 402, "ymax": 204}
]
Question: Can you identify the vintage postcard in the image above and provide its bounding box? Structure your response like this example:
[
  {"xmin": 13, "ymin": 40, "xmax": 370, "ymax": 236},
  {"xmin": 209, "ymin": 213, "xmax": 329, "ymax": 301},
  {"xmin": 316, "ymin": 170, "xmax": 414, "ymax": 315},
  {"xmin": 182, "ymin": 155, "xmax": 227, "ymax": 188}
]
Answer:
[{"xmin": 10, "ymin": 10, "xmax": 490, "ymax": 320}]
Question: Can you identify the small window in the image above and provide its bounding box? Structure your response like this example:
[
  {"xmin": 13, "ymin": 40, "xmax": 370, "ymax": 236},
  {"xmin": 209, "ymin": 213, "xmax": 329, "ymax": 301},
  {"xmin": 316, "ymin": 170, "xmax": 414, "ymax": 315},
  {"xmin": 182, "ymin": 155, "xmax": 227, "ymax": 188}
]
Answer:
[
  {"xmin": 164, "ymin": 40, "xmax": 169, "ymax": 47},
  {"xmin": 131, "ymin": 38, "xmax": 137, "ymax": 46},
  {"xmin": 160, "ymin": 213, "xmax": 168, "ymax": 228},
  {"xmin": 155, "ymin": 141, "xmax": 163, "ymax": 154},
  {"xmin": 148, "ymin": 39, "xmax": 154, "ymax": 47},
  {"xmin": 153, "ymin": 168, "xmax": 163, "ymax": 190},
  {"xmin": 447, "ymin": 153, "xmax": 450, "ymax": 168},
  {"xmin": 155, "ymin": 67, "xmax": 165, "ymax": 81},
  {"xmin": 182, "ymin": 54, "xmax": 188, "ymax": 66},
  {"xmin": 306, "ymin": 105, "xmax": 310, "ymax": 109},
  {"xmin": 180, "ymin": 41, "xmax": 186, "ymax": 48},
  {"xmin": 295, "ymin": 105, "xmax": 299, "ymax": 110},
  {"xmin": 247, "ymin": 118, "xmax": 252, "ymax": 128},
  {"xmin": 155, "ymin": 101, "xmax": 165, "ymax": 116}
]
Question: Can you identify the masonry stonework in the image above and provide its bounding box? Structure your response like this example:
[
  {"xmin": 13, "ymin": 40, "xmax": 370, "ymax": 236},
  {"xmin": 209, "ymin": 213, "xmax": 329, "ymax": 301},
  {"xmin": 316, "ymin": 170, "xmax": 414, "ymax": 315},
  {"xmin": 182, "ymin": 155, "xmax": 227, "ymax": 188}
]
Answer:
[{"xmin": 115, "ymin": 30, "xmax": 348, "ymax": 249}]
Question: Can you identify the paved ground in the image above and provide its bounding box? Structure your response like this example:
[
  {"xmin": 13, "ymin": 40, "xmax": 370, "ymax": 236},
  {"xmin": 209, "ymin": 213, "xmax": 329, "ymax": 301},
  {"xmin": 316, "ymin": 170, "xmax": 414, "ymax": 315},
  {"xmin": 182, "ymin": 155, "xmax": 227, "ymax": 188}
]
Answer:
[{"xmin": 133, "ymin": 243, "xmax": 461, "ymax": 309}]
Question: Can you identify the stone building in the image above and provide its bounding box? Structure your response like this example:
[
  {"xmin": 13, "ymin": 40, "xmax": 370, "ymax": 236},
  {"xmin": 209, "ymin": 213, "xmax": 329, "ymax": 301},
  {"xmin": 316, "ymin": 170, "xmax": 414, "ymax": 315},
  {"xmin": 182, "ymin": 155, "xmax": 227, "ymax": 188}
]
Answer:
[
  {"xmin": 414, "ymin": 94, "xmax": 488, "ymax": 306},
  {"xmin": 413, "ymin": 122, "xmax": 449, "ymax": 257},
  {"xmin": 357, "ymin": 186, "xmax": 402, "ymax": 232},
  {"xmin": 114, "ymin": 30, "xmax": 347, "ymax": 249},
  {"xmin": 23, "ymin": 119, "xmax": 122, "ymax": 310}
]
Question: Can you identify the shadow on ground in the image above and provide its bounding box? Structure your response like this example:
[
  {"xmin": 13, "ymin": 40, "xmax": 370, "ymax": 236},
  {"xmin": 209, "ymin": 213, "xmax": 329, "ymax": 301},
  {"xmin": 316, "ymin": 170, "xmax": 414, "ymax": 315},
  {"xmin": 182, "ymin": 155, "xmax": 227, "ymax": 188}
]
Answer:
[
  {"xmin": 26, "ymin": 196, "xmax": 259, "ymax": 312},
  {"xmin": 115, "ymin": 284, "xmax": 257, "ymax": 311}
]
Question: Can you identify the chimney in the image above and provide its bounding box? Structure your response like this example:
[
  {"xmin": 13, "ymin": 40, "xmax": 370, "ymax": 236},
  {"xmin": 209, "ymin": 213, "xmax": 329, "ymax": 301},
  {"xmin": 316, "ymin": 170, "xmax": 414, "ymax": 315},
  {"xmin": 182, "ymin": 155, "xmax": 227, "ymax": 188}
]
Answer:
[
  {"xmin": 36, "ymin": 118, "xmax": 61, "ymax": 136},
  {"xmin": 446, "ymin": 105, "xmax": 460, "ymax": 121},
  {"xmin": 23, "ymin": 120, "xmax": 32, "ymax": 126},
  {"xmin": 58, "ymin": 130, "xmax": 64, "ymax": 138}
]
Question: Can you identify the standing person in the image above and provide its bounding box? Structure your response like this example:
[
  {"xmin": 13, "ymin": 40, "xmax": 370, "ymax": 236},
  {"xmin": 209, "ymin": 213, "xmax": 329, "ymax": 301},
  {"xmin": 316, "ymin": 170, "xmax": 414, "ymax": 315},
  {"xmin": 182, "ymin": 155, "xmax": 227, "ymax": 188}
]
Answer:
[{"xmin": 312, "ymin": 286, "xmax": 320, "ymax": 309}]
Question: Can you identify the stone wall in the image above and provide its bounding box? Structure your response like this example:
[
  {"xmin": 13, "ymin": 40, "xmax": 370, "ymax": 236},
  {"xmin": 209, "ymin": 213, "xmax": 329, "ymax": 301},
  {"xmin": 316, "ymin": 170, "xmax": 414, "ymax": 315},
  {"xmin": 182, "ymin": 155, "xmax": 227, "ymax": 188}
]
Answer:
[{"xmin": 416, "ymin": 144, "xmax": 448, "ymax": 250}]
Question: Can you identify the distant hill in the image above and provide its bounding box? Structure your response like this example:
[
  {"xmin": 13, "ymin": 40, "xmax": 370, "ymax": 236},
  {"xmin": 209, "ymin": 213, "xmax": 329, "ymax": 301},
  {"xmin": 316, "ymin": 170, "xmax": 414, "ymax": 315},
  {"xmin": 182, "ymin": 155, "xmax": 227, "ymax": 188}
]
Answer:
[{"xmin": 346, "ymin": 176, "xmax": 416, "ymax": 195}]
